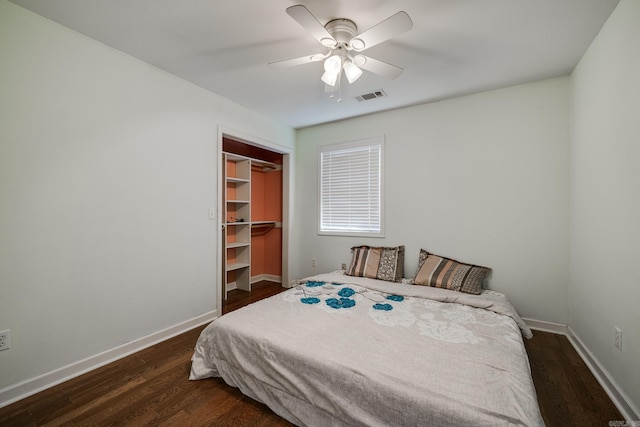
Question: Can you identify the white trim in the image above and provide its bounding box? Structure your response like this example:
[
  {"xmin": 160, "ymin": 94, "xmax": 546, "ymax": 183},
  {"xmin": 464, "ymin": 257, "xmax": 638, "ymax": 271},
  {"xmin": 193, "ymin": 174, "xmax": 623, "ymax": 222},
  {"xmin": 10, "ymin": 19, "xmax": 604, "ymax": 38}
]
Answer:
[
  {"xmin": 216, "ymin": 128, "xmax": 224, "ymax": 323},
  {"xmin": 522, "ymin": 317, "xmax": 569, "ymax": 335},
  {"xmin": 0, "ymin": 310, "xmax": 217, "ymax": 409},
  {"xmin": 522, "ymin": 318, "xmax": 639, "ymax": 422},
  {"xmin": 250, "ymin": 274, "xmax": 282, "ymax": 284},
  {"xmin": 566, "ymin": 327, "xmax": 640, "ymax": 422}
]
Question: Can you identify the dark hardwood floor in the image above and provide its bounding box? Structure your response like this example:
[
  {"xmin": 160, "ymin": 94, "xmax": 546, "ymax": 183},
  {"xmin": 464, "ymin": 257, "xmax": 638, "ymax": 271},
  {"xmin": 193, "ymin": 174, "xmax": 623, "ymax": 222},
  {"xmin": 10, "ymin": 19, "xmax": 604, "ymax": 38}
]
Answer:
[
  {"xmin": 525, "ymin": 331, "xmax": 623, "ymax": 425},
  {"xmin": 0, "ymin": 281, "xmax": 624, "ymax": 426},
  {"xmin": 223, "ymin": 280, "xmax": 287, "ymax": 315}
]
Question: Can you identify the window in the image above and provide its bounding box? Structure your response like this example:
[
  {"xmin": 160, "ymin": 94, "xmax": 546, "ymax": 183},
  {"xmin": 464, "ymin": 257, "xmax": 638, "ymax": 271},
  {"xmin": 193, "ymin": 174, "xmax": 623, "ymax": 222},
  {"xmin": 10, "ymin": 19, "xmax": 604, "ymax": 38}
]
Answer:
[{"xmin": 318, "ymin": 137, "xmax": 384, "ymax": 237}]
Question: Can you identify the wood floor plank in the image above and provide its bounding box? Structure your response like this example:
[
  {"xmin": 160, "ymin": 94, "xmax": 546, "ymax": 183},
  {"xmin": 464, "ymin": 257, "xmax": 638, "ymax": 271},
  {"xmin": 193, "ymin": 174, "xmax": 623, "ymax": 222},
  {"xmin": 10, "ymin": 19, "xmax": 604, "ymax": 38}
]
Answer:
[{"xmin": 0, "ymin": 281, "xmax": 626, "ymax": 426}]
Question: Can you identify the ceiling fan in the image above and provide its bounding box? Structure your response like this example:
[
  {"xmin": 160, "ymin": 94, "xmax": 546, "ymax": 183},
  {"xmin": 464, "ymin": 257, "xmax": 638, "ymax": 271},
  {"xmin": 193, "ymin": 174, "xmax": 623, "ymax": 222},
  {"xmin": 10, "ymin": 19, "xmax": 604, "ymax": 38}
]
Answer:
[{"xmin": 269, "ymin": 5, "xmax": 413, "ymax": 88}]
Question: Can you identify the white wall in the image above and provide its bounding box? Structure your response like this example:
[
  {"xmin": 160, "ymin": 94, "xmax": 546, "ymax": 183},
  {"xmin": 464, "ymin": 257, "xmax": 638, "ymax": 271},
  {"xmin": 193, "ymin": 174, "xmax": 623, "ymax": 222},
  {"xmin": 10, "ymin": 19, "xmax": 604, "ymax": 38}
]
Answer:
[
  {"xmin": 294, "ymin": 77, "xmax": 570, "ymax": 322},
  {"xmin": 569, "ymin": 0, "xmax": 640, "ymax": 415},
  {"xmin": 0, "ymin": 0, "xmax": 294, "ymax": 395}
]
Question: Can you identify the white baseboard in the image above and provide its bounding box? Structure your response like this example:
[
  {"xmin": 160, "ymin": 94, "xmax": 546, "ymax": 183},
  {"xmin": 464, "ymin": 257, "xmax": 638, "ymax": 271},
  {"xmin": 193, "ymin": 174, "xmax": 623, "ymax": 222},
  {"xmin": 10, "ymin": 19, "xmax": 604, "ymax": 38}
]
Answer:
[
  {"xmin": 0, "ymin": 310, "xmax": 218, "ymax": 409},
  {"xmin": 523, "ymin": 318, "xmax": 639, "ymax": 421},
  {"xmin": 227, "ymin": 276, "xmax": 282, "ymax": 292},
  {"xmin": 251, "ymin": 274, "xmax": 282, "ymax": 284},
  {"xmin": 566, "ymin": 327, "xmax": 640, "ymax": 422},
  {"xmin": 522, "ymin": 317, "xmax": 569, "ymax": 335}
]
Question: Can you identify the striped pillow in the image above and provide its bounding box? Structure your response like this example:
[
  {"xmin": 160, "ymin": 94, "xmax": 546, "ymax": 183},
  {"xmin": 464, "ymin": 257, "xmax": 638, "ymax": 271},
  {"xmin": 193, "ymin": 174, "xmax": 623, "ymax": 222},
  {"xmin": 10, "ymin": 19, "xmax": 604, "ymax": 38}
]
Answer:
[
  {"xmin": 413, "ymin": 249, "xmax": 490, "ymax": 295},
  {"xmin": 346, "ymin": 245, "xmax": 404, "ymax": 282}
]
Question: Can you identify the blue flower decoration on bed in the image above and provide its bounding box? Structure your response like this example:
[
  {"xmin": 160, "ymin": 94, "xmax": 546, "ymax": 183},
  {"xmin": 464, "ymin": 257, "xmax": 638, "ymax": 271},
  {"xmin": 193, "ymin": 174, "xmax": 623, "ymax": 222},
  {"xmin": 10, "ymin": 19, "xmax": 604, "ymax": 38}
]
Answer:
[
  {"xmin": 386, "ymin": 295, "xmax": 404, "ymax": 302},
  {"xmin": 305, "ymin": 281, "xmax": 325, "ymax": 287},
  {"xmin": 326, "ymin": 297, "xmax": 356, "ymax": 309},
  {"xmin": 373, "ymin": 303, "xmax": 393, "ymax": 311},
  {"xmin": 300, "ymin": 297, "xmax": 320, "ymax": 305},
  {"xmin": 337, "ymin": 287, "xmax": 355, "ymax": 298}
]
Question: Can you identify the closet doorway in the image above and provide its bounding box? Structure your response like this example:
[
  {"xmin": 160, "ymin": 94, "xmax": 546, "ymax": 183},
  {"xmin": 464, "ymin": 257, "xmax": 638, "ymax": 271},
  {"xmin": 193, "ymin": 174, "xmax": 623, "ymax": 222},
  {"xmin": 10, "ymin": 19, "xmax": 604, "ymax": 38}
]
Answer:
[{"xmin": 217, "ymin": 129, "xmax": 291, "ymax": 316}]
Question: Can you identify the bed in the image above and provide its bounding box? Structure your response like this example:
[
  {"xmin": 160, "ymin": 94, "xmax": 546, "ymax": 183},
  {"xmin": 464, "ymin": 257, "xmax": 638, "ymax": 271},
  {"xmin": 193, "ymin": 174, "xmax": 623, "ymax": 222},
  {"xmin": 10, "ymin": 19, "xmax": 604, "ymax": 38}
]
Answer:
[{"xmin": 190, "ymin": 271, "xmax": 544, "ymax": 426}]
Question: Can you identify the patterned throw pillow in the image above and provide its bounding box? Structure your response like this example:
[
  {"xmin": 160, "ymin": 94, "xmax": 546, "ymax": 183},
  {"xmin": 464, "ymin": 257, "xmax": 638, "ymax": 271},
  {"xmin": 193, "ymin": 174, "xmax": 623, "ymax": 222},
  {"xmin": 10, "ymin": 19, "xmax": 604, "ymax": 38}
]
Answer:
[
  {"xmin": 413, "ymin": 249, "xmax": 490, "ymax": 295},
  {"xmin": 346, "ymin": 245, "xmax": 404, "ymax": 282}
]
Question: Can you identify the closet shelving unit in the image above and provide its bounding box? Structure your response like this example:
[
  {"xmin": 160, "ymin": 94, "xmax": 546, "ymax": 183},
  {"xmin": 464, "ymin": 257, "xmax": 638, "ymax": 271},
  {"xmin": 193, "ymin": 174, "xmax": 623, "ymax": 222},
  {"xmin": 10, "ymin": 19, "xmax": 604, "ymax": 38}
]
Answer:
[{"xmin": 223, "ymin": 152, "xmax": 279, "ymax": 296}]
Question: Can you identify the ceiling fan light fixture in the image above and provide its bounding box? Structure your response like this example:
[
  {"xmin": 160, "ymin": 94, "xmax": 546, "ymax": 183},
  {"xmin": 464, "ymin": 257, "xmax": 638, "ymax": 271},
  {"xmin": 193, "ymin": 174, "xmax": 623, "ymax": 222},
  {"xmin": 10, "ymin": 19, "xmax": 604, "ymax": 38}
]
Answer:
[
  {"xmin": 321, "ymin": 70, "xmax": 339, "ymax": 86},
  {"xmin": 350, "ymin": 38, "xmax": 365, "ymax": 51},
  {"xmin": 343, "ymin": 60, "xmax": 363, "ymax": 83},
  {"xmin": 310, "ymin": 53, "xmax": 325, "ymax": 62},
  {"xmin": 324, "ymin": 54, "xmax": 343, "ymax": 73},
  {"xmin": 321, "ymin": 54, "xmax": 343, "ymax": 86}
]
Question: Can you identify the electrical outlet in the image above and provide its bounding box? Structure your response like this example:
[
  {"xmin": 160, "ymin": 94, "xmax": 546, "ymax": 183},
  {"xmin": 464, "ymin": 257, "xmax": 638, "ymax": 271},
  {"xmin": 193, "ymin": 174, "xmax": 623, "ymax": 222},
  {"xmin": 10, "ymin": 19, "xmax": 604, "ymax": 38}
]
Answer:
[
  {"xmin": 311, "ymin": 258, "xmax": 317, "ymax": 268},
  {"xmin": 614, "ymin": 327, "xmax": 622, "ymax": 351},
  {"xmin": 341, "ymin": 263, "xmax": 347, "ymax": 270},
  {"xmin": 0, "ymin": 330, "xmax": 10, "ymax": 351}
]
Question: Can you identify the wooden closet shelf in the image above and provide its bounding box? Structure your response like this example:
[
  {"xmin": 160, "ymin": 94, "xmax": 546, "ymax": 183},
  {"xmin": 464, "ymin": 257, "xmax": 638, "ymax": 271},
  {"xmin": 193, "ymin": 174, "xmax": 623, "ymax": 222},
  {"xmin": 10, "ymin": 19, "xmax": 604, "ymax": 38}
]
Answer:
[
  {"xmin": 226, "ymin": 262, "xmax": 250, "ymax": 272},
  {"xmin": 225, "ymin": 221, "xmax": 250, "ymax": 226},
  {"xmin": 226, "ymin": 152, "xmax": 279, "ymax": 172},
  {"xmin": 250, "ymin": 221, "xmax": 279, "ymax": 235},
  {"xmin": 226, "ymin": 177, "xmax": 250, "ymax": 183},
  {"xmin": 227, "ymin": 241, "xmax": 250, "ymax": 249},
  {"xmin": 251, "ymin": 159, "xmax": 280, "ymax": 172}
]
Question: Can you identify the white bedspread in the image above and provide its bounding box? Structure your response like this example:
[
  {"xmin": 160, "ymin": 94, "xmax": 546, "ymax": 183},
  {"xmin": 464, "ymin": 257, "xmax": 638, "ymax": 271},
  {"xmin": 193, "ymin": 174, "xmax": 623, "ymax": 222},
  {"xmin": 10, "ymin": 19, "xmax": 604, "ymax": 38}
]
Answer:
[{"xmin": 190, "ymin": 272, "xmax": 544, "ymax": 426}]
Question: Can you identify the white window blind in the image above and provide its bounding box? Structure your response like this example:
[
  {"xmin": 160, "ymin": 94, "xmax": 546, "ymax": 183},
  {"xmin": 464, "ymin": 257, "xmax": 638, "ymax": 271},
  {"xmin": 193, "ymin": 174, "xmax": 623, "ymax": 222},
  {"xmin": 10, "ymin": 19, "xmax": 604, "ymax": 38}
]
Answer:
[{"xmin": 319, "ymin": 138, "xmax": 384, "ymax": 237}]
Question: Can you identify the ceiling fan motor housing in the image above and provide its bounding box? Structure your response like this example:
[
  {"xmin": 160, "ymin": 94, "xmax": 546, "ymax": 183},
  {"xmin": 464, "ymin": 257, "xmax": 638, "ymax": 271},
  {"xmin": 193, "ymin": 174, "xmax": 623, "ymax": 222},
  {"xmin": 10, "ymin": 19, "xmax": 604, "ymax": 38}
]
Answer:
[{"xmin": 324, "ymin": 18, "xmax": 358, "ymax": 45}]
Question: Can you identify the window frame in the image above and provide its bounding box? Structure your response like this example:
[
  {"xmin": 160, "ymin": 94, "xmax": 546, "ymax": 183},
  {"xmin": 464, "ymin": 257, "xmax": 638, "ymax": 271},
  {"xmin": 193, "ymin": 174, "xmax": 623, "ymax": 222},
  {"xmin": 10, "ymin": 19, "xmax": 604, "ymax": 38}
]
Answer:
[{"xmin": 317, "ymin": 136, "xmax": 385, "ymax": 238}]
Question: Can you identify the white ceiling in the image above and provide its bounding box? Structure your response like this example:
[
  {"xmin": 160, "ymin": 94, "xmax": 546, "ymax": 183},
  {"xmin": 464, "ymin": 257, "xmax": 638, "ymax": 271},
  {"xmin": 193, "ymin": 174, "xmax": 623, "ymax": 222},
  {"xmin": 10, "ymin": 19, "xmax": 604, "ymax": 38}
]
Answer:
[{"xmin": 10, "ymin": 0, "xmax": 619, "ymax": 129}]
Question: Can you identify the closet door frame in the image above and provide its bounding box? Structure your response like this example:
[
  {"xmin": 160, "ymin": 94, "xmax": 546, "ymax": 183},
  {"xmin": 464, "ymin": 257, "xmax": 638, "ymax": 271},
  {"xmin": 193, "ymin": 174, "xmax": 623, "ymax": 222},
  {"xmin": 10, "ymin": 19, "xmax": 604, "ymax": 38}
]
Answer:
[{"xmin": 215, "ymin": 126, "xmax": 293, "ymax": 317}]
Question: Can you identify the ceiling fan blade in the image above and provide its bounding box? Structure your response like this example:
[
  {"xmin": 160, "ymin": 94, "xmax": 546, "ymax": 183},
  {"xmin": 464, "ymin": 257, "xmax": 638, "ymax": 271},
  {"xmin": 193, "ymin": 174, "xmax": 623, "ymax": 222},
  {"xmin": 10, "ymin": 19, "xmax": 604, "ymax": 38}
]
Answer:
[
  {"xmin": 349, "ymin": 11, "xmax": 413, "ymax": 51},
  {"xmin": 356, "ymin": 55, "xmax": 404, "ymax": 79},
  {"xmin": 286, "ymin": 5, "xmax": 336, "ymax": 47},
  {"xmin": 268, "ymin": 54, "xmax": 324, "ymax": 69}
]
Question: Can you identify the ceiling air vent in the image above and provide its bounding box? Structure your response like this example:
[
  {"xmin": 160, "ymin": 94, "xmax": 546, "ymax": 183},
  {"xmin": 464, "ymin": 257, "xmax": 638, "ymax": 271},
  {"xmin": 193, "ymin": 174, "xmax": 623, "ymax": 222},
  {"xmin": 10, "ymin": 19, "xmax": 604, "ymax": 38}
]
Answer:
[{"xmin": 355, "ymin": 89, "xmax": 387, "ymax": 102}]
